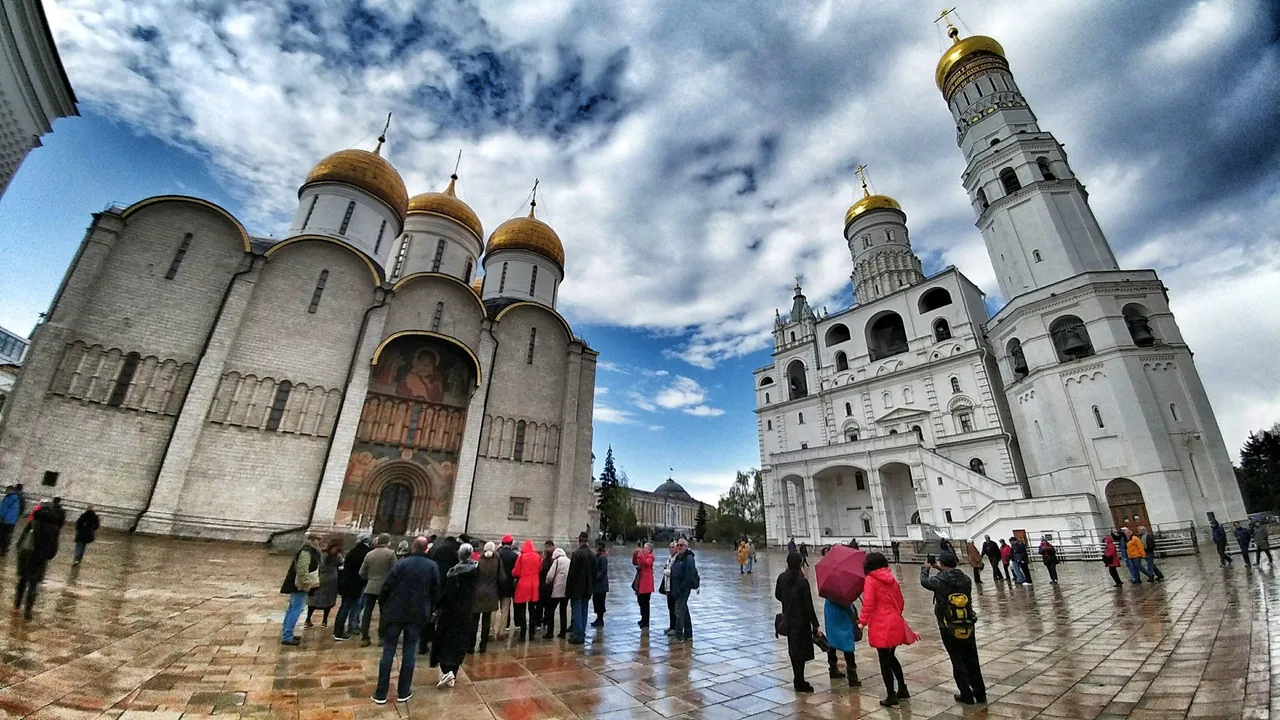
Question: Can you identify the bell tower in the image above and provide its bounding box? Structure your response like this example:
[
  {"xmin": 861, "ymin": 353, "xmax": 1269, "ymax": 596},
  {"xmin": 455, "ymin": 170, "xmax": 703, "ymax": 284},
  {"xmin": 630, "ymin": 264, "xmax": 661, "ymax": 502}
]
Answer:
[{"xmin": 933, "ymin": 14, "xmax": 1246, "ymax": 528}]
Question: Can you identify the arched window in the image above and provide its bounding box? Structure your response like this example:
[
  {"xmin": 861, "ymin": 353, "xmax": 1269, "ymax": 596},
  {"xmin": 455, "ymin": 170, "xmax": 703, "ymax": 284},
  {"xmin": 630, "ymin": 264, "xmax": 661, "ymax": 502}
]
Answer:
[
  {"xmin": 912, "ymin": 425, "xmax": 923, "ymax": 442},
  {"xmin": 903, "ymin": 387, "xmax": 913, "ymax": 404},
  {"xmin": 999, "ymin": 167, "xmax": 1021, "ymax": 195},
  {"xmin": 933, "ymin": 319, "xmax": 952, "ymax": 342},
  {"xmin": 759, "ymin": 376, "xmax": 775, "ymax": 387},
  {"xmin": 527, "ymin": 328, "xmax": 537, "ymax": 364},
  {"xmin": 766, "ymin": 420, "xmax": 772, "ymax": 430},
  {"xmin": 374, "ymin": 220, "xmax": 387, "ymax": 254},
  {"xmin": 866, "ymin": 311, "xmax": 908, "ymax": 361},
  {"xmin": 956, "ymin": 411, "xmax": 974, "ymax": 433},
  {"xmin": 431, "ymin": 302, "xmax": 444, "ymax": 332},
  {"xmin": 530, "ymin": 266, "xmax": 538, "ymax": 295},
  {"xmin": 1033, "ymin": 250, "xmax": 1043, "ymax": 263},
  {"xmin": 844, "ymin": 402, "xmax": 853, "ymax": 417},
  {"xmin": 463, "ymin": 258, "xmax": 473, "ymax": 283},
  {"xmin": 969, "ymin": 458, "xmax": 986, "ymax": 475},
  {"xmin": 1007, "ymin": 338, "xmax": 1028, "ymax": 378},
  {"xmin": 1170, "ymin": 403, "xmax": 1179, "ymax": 422},
  {"xmin": 432, "ymin": 239, "xmax": 447, "ymax": 272},
  {"xmin": 855, "ymin": 471, "xmax": 865, "ymax": 490},
  {"xmin": 790, "ymin": 332, "xmax": 796, "ymax": 342},
  {"xmin": 764, "ymin": 392, "xmax": 770, "ymax": 404},
  {"xmin": 513, "ymin": 420, "xmax": 527, "ymax": 460},
  {"xmin": 499, "ymin": 262, "xmax": 508, "ymax": 293},
  {"xmin": 787, "ymin": 360, "xmax": 808, "ymax": 400},
  {"xmin": 950, "ymin": 377, "xmax": 961, "ymax": 394},
  {"xmin": 825, "ymin": 324, "xmax": 851, "ymax": 347},
  {"xmin": 918, "ymin": 288, "xmax": 953, "ymax": 313},
  {"xmin": 882, "ymin": 391, "xmax": 893, "ymax": 409},
  {"xmin": 1036, "ymin": 157, "xmax": 1056, "ymax": 181},
  {"xmin": 107, "ymin": 352, "xmax": 141, "ymax": 407},
  {"xmin": 338, "ymin": 201, "xmax": 356, "ymax": 234},
  {"xmin": 165, "ymin": 233, "xmax": 193, "ymax": 280},
  {"xmin": 308, "ymin": 270, "xmax": 329, "ymax": 314},
  {"xmin": 889, "ymin": 429, "xmax": 899, "ymax": 435},
  {"xmin": 1093, "ymin": 405, "xmax": 1104, "ymax": 429},
  {"xmin": 798, "ymin": 412, "xmax": 804, "ymax": 424},
  {"xmin": 266, "ymin": 380, "xmax": 292, "ymax": 431},
  {"xmin": 976, "ymin": 188, "xmax": 989, "ymax": 211},
  {"xmin": 1049, "ymin": 315, "xmax": 1095, "ymax": 362},
  {"xmin": 835, "ymin": 351, "xmax": 848, "ymax": 372},
  {"xmin": 1123, "ymin": 304, "xmax": 1157, "ymax": 347}
]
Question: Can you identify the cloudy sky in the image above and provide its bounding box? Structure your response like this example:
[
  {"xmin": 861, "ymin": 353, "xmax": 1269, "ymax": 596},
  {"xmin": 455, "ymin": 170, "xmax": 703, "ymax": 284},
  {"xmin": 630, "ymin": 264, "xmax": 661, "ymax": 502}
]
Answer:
[{"xmin": 1, "ymin": 0, "xmax": 1277, "ymax": 502}]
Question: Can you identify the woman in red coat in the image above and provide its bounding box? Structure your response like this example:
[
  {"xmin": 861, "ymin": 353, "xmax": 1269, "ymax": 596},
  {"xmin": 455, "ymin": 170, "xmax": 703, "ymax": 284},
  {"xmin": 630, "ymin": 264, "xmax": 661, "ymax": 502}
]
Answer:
[
  {"xmin": 1102, "ymin": 533, "xmax": 1123, "ymax": 587},
  {"xmin": 511, "ymin": 540, "xmax": 542, "ymax": 640},
  {"xmin": 633, "ymin": 542, "xmax": 656, "ymax": 629},
  {"xmin": 858, "ymin": 552, "xmax": 918, "ymax": 707}
]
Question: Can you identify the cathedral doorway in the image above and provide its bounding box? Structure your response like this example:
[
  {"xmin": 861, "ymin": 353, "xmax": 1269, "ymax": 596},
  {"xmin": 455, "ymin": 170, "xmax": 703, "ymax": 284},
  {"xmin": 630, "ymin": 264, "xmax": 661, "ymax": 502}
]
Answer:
[
  {"xmin": 374, "ymin": 482, "xmax": 413, "ymax": 536},
  {"xmin": 1106, "ymin": 478, "xmax": 1148, "ymax": 532}
]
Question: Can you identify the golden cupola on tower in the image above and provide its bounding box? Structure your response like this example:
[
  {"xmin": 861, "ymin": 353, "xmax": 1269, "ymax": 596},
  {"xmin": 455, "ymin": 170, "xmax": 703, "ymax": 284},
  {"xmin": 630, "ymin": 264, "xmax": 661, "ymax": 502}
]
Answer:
[
  {"xmin": 408, "ymin": 174, "xmax": 484, "ymax": 241},
  {"xmin": 844, "ymin": 166, "xmax": 903, "ymax": 227},
  {"xmin": 486, "ymin": 199, "xmax": 565, "ymax": 269},
  {"xmin": 935, "ymin": 22, "xmax": 1007, "ymax": 97},
  {"xmin": 302, "ymin": 140, "xmax": 410, "ymax": 220}
]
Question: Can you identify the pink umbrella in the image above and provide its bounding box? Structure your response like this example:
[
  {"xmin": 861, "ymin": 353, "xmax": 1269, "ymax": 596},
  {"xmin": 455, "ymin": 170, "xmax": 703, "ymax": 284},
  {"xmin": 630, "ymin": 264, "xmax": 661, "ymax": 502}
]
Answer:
[{"xmin": 815, "ymin": 545, "xmax": 867, "ymax": 606}]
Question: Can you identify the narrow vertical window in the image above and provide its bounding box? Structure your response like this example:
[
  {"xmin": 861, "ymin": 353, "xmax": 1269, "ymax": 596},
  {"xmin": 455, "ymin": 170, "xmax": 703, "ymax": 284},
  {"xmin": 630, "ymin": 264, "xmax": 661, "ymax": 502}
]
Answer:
[
  {"xmin": 513, "ymin": 420, "xmax": 526, "ymax": 460},
  {"xmin": 529, "ymin": 266, "xmax": 538, "ymax": 296},
  {"xmin": 165, "ymin": 234, "xmax": 193, "ymax": 280},
  {"xmin": 374, "ymin": 220, "xmax": 387, "ymax": 254},
  {"xmin": 266, "ymin": 380, "xmax": 292, "ymax": 431},
  {"xmin": 951, "ymin": 377, "xmax": 961, "ymax": 394},
  {"xmin": 526, "ymin": 327, "xmax": 537, "ymax": 364},
  {"xmin": 302, "ymin": 196, "xmax": 319, "ymax": 229},
  {"xmin": 463, "ymin": 258, "xmax": 473, "ymax": 283},
  {"xmin": 432, "ymin": 239, "xmax": 446, "ymax": 272},
  {"xmin": 766, "ymin": 420, "xmax": 772, "ymax": 430},
  {"xmin": 1092, "ymin": 405, "xmax": 1104, "ymax": 428},
  {"xmin": 764, "ymin": 392, "xmax": 770, "ymax": 403},
  {"xmin": 500, "ymin": 263, "xmax": 508, "ymax": 293},
  {"xmin": 308, "ymin": 270, "xmax": 328, "ymax": 313},
  {"xmin": 798, "ymin": 412, "xmax": 804, "ymax": 424},
  {"xmin": 392, "ymin": 235, "xmax": 410, "ymax": 278},
  {"xmin": 431, "ymin": 302, "xmax": 443, "ymax": 332},
  {"xmin": 844, "ymin": 402, "xmax": 852, "ymax": 416},
  {"xmin": 107, "ymin": 352, "xmax": 141, "ymax": 407},
  {"xmin": 1170, "ymin": 403, "xmax": 1179, "ymax": 422},
  {"xmin": 338, "ymin": 201, "xmax": 356, "ymax": 234},
  {"xmin": 1033, "ymin": 250, "xmax": 1043, "ymax": 262}
]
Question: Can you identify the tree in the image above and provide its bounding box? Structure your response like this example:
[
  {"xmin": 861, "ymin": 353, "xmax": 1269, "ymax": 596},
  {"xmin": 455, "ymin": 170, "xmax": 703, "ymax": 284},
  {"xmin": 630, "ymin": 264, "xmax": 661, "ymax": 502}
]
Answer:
[
  {"xmin": 708, "ymin": 469, "xmax": 767, "ymax": 544},
  {"xmin": 596, "ymin": 447, "xmax": 629, "ymax": 541},
  {"xmin": 694, "ymin": 502, "xmax": 708, "ymax": 541},
  {"xmin": 1238, "ymin": 426, "xmax": 1280, "ymax": 513}
]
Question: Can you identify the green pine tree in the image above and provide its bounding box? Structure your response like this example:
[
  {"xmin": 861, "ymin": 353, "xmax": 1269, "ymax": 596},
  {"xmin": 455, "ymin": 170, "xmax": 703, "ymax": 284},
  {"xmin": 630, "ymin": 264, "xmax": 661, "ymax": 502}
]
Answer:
[{"xmin": 694, "ymin": 502, "xmax": 708, "ymax": 541}]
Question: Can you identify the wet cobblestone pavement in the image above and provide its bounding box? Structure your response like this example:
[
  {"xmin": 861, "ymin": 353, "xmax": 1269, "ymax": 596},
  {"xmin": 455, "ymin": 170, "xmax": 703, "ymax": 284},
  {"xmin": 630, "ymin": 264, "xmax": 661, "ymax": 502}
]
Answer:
[{"xmin": 0, "ymin": 533, "xmax": 1276, "ymax": 719}]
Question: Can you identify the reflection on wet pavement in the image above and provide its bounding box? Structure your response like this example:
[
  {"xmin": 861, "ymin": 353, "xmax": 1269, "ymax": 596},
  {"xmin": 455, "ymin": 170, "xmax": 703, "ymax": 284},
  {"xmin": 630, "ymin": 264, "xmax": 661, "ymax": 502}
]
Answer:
[{"xmin": 0, "ymin": 533, "xmax": 1274, "ymax": 719}]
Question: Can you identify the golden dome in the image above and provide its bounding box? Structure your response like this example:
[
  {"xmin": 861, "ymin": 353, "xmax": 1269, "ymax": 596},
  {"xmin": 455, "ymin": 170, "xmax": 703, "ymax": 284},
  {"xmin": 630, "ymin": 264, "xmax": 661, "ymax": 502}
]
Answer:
[
  {"xmin": 935, "ymin": 26, "xmax": 1006, "ymax": 92},
  {"xmin": 303, "ymin": 146, "xmax": 409, "ymax": 220},
  {"xmin": 470, "ymin": 276, "xmax": 484, "ymax": 296},
  {"xmin": 408, "ymin": 175, "xmax": 484, "ymax": 241},
  {"xmin": 486, "ymin": 204, "xmax": 565, "ymax": 269},
  {"xmin": 845, "ymin": 194, "xmax": 902, "ymax": 226}
]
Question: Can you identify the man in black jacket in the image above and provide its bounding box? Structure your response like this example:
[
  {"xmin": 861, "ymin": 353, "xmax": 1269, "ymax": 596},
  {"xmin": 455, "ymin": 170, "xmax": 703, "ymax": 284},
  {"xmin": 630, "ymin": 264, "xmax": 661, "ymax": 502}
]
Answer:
[
  {"xmin": 565, "ymin": 532, "xmax": 596, "ymax": 644},
  {"xmin": 980, "ymin": 535, "xmax": 1003, "ymax": 583},
  {"xmin": 13, "ymin": 503, "xmax": 60, "ymax": 620},
  {"xmin": 921, "ymin": 552, "xmax": 986, "ymax": 705},
  {"xmin": 373, "ymin": 537, "xmax": 440, "ymax": 704},
  {"xmin": 73, "ymin": 505, "xmax": 100, "ymax": 565},
  {"xmin": 537, "ymin": 540, "xmax": 556, "ymax": 635},
  {"xmin": 333, "ymin": 534, "xmax": 372, "ymax": 640},
  {"xmin": 496, "ymin": 534, "xmax": 519, "ymax": 639}
]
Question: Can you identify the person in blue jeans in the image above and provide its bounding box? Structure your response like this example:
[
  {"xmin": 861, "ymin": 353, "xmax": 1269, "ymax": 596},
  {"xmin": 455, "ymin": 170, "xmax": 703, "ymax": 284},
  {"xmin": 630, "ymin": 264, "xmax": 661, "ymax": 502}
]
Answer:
[
  {"xmin": 670, "ymin": 538, "xmax": 697, "ymax": 641},
  {"xmin": 565, "ymin": 532, "xmax": 596, "ymax": 644},
  {"xmin": 373, "ymin": 537, "xmax": 440, "ymax": 704},
  {"xmin": 279, "ymin": 532, "xmax": 322, "ymax": 645}
]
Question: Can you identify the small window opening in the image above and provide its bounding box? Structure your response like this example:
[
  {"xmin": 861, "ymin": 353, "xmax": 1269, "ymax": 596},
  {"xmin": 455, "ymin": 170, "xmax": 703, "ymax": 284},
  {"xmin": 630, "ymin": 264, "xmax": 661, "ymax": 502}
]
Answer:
[
  {"xmin": 165, "ymin": 233, "xmax": 193, "ymax": 280},
  {"xmin": 969, "ymin": 458, "xmax": 986, "ymax": 475},
  {"xmin": 526, "ymin": 328, "xmax": 537, "ymax": 364},
  {"xmin": 950, "ymin": 377, "xmax": 961, "ymax": 394},
  {"xmin": 798, "ymin": 412, "xmax": 804, "ymax": 424},
  {"xmin": 108, "ymin": 352, "xmax": 141, "ymax": 407},
  {"xmin": 1093, "ymin": 405, "xmax": 1104, "ymax": 429},
  {"xmin": 499, "ymin": 263, "xmax": 508, "ymax": 293},
  {"xmin": 374, "ymin": 220, "xmax": 387, "ymax": 254},
  {"xmin": 844, "ymin": 402, "xmax": 852, "ymax": 417},
  {"xmin": 431, "ymin": 302, "xmax": 443, "ymax": 332},
  {"xmin": 513, "ymin": 420, "xmax": 526, "ymax": 460},
  {"xmin": 999, "ymin": 167, "xmax": 1021, "ymax": 194},
  {"xmin": 1170, "ymin": 403, "xmax": 1179, "ymax": 422},
  {"xmin": 266, "ymin": 380, "xmax": 292, "ymax": 431},
  {"xmin": 301, "ymin": 196, "xmax": 318, "ymax": 229},
  {"xmin": 338, "ymin": 201, "xmax": 356, "ymax": 234},
  {"xmin": 432, "ymin": 239, "xmax": 446, "ymax": 272},
  {"xmin": 1036, "ymin": 157, "xmax": 1056, "ymax": 181},
  {"xmin": 308, "ymin": 270, "xmax": 328, "ymax": 313},
  {"xmin": 1033, "ymin": 250, "xmax": 1043, "ymax": 262}
]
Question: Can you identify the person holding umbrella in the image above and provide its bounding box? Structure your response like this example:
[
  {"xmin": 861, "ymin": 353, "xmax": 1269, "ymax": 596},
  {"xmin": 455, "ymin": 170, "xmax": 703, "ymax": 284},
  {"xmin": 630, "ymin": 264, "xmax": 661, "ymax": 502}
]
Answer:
[
  {"xmin": 813, "ymin": 543, "xmax": 865, "ymax": 686},
  {"xmin": 774, "ymin": 552, "xmax": 821, "ymax": 693}
]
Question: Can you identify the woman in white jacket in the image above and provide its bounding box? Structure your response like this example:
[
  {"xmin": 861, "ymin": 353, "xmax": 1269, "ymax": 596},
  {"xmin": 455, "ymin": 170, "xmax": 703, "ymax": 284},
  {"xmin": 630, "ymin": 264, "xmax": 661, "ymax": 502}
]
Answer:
[
  {"xmin": 543, "ymin": 547, "xmax": 571, "ymax": 639},
  {"xmin": 660, "ymin": 541, "xmax": 677, "ymax": 635}
]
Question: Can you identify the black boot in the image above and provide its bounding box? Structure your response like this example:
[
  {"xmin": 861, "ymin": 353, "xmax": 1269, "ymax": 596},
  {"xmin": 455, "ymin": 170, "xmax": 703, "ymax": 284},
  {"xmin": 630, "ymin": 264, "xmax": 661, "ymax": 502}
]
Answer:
[{"xmin": 828, "ymin": 666, "xmax": 845, "ymax": 679}]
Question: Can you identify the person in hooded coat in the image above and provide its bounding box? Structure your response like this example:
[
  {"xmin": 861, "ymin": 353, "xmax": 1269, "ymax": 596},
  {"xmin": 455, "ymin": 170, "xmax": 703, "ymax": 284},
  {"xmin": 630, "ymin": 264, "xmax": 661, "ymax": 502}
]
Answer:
[
  {"xmin": 471, "ymin": 541, "xmax": 503, "ymax": 653},
  {"xmin": 511, "ymin": 539, "xmax": 542, "ymax": 640},
  {"xmin": 543, "ymin": 546, "xmax": 571, "ymax": 639},
  {"xmin": 306, "ymin": 539, "xmax": 343, "ymax": 627},
  {"xmin": 72, "ymin": 505, "xmax": 99, "ymax": 565},
  {"xmin": 1102, "ymin": 532, "xmax": 1124, "ymax": 586},
  {"xmin": 633, "ymin": 542, "xmax": 655, "ymax": 628},
  {"xmin": 495, "ymin": 535, "xmax": 519, "ymax": 639},
  {"xmin": 1251, "ymin": 520, "xmax": 1273, "ymax": 565},
  {"xmin": 13, "ymin": 503, "xmax": 60, "ymax": 620},
  {"xmin": 431, "ymin": 543, "xmax": 479, "ymax": 688},
  {"xmin": 334, "ymin": 534, "xmax": 372, "ymax": 640},
  {"xmin": 775, "ymin": 552, "xmax": 821, "ymax": 693},
  {"xmin": 859, "ymin": 551, "xmax": 918, "ymax": 707}
]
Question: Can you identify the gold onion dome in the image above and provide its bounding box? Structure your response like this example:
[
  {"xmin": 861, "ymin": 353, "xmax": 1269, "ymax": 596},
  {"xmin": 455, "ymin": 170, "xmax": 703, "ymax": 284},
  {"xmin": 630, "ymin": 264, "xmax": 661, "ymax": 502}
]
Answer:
[
  {"xmin": 935, "ymin": 24, "xmax": 1006, "ymax": 92},
  {"xmin": 408, "ymin": 174, "xmax": 484, "ymax": 241},
  {"xmin": 303, "ymin": 141, "xmax": 409, "ymax": 220},
  {"xmin": 486, "ymin": 201, "xmax": 565, "ymax": 269},
  {"xmin": 845, "ymin": 193, "xmax": 903, "ymax": 225}
]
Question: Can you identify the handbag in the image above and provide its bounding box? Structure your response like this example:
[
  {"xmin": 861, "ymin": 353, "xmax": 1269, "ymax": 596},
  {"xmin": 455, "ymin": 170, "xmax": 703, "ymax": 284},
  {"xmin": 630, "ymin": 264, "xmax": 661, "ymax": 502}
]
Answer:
[
  {"xmin": 631, "ymin": 570, "xmax": 640, "ymax": 594},
  {"xmin": 301, "ymin": 569, "xmax": 320, "ymax": 591},
  {"xmin": 773, "ymin": 613, "xmax": 788, "ymax": 637},
  {"xmin": 813, "ymin": 631, "xmax": 830, "ymax": 653}
]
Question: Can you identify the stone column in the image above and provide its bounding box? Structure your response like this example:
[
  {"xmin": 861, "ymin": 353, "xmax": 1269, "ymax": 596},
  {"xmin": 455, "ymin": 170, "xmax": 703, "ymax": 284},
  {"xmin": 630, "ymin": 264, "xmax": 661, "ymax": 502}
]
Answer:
[
  {"xmin": 550, "ymin": 350, "xmax": 583, "ymax": 541},
  {"xmin": 446, "ymin": 324, "xmax": 496, "ymax": 535},
  {"xmin": 869, "ymin": 468, "xmax": 892, "ymax": 544},
  {"xmin": 138, "ymin": 259, "xmax": 260, "ymax": 535},
  {"xmin": 803, "ymin": 474, "xmax": 821, "ymax": 546},
  {"xmin": 309, "ymin": 301, "xmax": 389, "ymax": 531}
]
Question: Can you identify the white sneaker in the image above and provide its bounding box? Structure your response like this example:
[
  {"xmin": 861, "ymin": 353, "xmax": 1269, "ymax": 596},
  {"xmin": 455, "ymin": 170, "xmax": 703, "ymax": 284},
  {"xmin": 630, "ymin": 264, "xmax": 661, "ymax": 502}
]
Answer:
[
  {"xmin": 447, "ymin": 673, "xmax": 456, "ymax": 688},
  {"xmin": 437, "ymin": 671, "xmax": 454, "ymax": 688}
]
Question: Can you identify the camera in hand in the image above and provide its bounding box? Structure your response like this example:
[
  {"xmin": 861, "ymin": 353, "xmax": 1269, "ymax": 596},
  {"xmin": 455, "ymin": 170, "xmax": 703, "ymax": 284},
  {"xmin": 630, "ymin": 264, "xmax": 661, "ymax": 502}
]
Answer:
[{"xmin": 926, "ymin": 554, "xmax": 936, "ymax": 565}]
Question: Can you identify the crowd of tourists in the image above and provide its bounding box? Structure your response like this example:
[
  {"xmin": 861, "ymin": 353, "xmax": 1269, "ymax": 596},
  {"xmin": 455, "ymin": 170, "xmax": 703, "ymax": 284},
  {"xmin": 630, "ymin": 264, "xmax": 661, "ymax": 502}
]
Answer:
[
  {"xmin": 1, "ymin": 485, "xmax": 100, "ymax": 619},
  {"xmin": 277, "ymin": 529, "xmax": 699, "ymax": 704}
]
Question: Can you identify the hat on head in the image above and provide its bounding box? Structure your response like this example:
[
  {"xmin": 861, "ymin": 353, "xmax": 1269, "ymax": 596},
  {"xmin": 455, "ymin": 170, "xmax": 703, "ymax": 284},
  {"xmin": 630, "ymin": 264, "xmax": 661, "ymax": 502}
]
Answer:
[
  {"xmin": 938, "ymin": 551, "xmax": 959, "ymax": 568},
  {"xmin": 502, "ymin": 534, "xmax": 513, "ymax": 544},
  {"xmin": 578, "ymin": 531, "xmax": 589, "ymax": 542}
]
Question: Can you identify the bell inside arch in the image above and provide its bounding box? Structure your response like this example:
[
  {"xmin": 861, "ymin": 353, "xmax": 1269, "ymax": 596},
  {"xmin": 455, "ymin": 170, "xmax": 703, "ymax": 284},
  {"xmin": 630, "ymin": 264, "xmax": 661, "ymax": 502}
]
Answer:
[
  {"xmin": 1126, "ymin": 314, "xmax": 1156, "ymax": 346},
  {"xmin": 1011, "ymin": 345, "xmax": 1029, "ymax": 376},
  {"xmin": 1060, "ymin": 326, "xmax": 1091, "ymax": 358}
]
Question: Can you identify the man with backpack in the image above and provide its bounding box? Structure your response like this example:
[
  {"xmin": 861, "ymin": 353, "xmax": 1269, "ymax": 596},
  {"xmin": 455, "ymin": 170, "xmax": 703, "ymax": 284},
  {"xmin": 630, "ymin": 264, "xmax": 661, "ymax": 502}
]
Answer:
[{"xmin": 920, "ymin": 551, "xmax": 986, "ymax": 705}]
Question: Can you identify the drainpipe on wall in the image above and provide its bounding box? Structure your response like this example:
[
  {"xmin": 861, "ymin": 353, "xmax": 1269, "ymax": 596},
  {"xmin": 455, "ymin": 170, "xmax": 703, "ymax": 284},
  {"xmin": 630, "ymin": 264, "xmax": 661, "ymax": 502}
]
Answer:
[
  {"xmin": 462, "ymin": 321, "xmax": 500, "ymax": 533},
  {"xmin": 266, "ymin": 287, "xmax": 388, "ymax": 545},
  {"xmin": 131, "ymin": 256, "xmax": 259, "ymax": 533}
]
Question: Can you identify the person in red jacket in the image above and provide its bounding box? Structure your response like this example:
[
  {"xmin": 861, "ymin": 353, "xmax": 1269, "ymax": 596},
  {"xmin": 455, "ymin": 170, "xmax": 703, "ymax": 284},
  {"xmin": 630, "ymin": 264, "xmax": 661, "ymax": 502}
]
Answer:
[
  {"xmin": 511, "ymin": 539, "xmax": 543, "ymax": 641},
  {"xmin": 858, "ymin": 552, "xmax": 919, "ymax": 707},
  {"xmin": 633, "ymin": 542, "xmax": 656, "ymax": 629},
  {"xmin": 1102, "ymin": 533, "xmax": 1123, "ymax": 587}
]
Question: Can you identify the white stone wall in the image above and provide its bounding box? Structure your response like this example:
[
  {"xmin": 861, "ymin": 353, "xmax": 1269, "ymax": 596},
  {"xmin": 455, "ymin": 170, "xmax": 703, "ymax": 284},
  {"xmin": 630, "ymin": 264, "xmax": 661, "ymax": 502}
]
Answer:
[
  {"xmin": 396, "ymin": 213, "xmax": 483, "ymax": 283},
  {"xmin": 382, "ymin": 276, "xmax": 485, "ymax": 356},
  {"xmin": 0, "ymin": 0, "xmax": 77, "ymax": 196},
  {"xmin": 481, "ymin": 250, "xmax": 563, "ymax": 309},
  {"xmin": 290, "ymin": 186, "xmax": 401, "ymax": 268}
]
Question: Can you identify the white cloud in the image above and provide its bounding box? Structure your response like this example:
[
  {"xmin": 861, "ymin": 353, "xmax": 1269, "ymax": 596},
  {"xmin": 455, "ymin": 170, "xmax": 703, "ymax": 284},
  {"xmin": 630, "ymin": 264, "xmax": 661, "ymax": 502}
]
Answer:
[
  {"xmin": 628, "ymin": 392, "xmax": 656, "ymax": 412},
  {"xmin": 683, "ymin": 405, "xmax": 725, "ymax": 417},
  {"xmin": 597, "ymin": 361, "xmax": 627, "ymax": 374},
  {"xmin": 594, "ymin": 386, "xmax": 609, "ymax": 396},
  {"xmin": 653, "ymin": 376, "xmax": 706, "ymax": 409},
  {"xmin": 594, "ymin": 405, "xmax": 635, "ymax": 425}
]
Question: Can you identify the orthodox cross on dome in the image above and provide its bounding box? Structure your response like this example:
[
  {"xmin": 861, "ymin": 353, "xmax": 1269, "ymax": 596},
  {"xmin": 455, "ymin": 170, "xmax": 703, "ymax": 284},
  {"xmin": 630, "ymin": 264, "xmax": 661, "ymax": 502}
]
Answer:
[
  {"xmin": 374, "ymin": 112, "xmax": 392, "ymax": 155},
  {"xmin": 452, "ymin": 149, "xmax": 462, "ymax": 180},
  {"xmin": 855, "ymin": 164, "xmax": 871, "ymax": 197},
  {"xmin": 934, "ymin": 7, "xmax": 961, "ymax": 41},
  {"xmin": 529, "ymin": 178, "xmax": 540, "ymax": 217},
  {"xmin": 444, "ymin": 149, "xmax": 462, "ymax": 196}
]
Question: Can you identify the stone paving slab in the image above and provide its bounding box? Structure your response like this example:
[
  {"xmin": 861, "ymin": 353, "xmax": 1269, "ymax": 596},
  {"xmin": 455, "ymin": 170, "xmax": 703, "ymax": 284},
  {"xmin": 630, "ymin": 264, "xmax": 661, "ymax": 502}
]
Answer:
[{"xmin": 0, "ymin": 533, "xmax": 1275, "ymax": 719}]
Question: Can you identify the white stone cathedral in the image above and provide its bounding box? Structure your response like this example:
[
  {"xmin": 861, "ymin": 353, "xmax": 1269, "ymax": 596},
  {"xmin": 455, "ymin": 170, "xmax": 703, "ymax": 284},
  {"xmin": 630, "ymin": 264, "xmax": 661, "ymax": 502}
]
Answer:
[
  {"xmin": 755, "ymin": 25, "xmax": 1246, "ymax": 548},
  {"xmin": 0, "ymin": 134, "xmax": 597, "ymax": 543}
]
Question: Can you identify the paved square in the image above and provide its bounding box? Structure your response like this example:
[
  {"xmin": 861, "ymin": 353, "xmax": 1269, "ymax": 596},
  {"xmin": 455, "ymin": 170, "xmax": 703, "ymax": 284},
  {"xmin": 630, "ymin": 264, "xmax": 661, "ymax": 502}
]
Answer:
[{"xmin": 0, "ymin": 535, "xmax": 1274, "ymax": 719}]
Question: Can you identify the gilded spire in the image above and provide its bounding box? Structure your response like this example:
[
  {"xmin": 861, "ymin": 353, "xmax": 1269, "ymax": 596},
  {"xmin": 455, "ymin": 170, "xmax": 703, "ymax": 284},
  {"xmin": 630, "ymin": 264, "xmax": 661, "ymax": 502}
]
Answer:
[
  {"xmin": 373, "ymin": 112, "xmax": 392, "ymax": 156},
  {"xmin": 855, "ymin": 164, "xmax": 871, "ymax": 198},
  {"xmin": 529, "ymin": 178, "xmax": 540, "ymax": 218}
]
